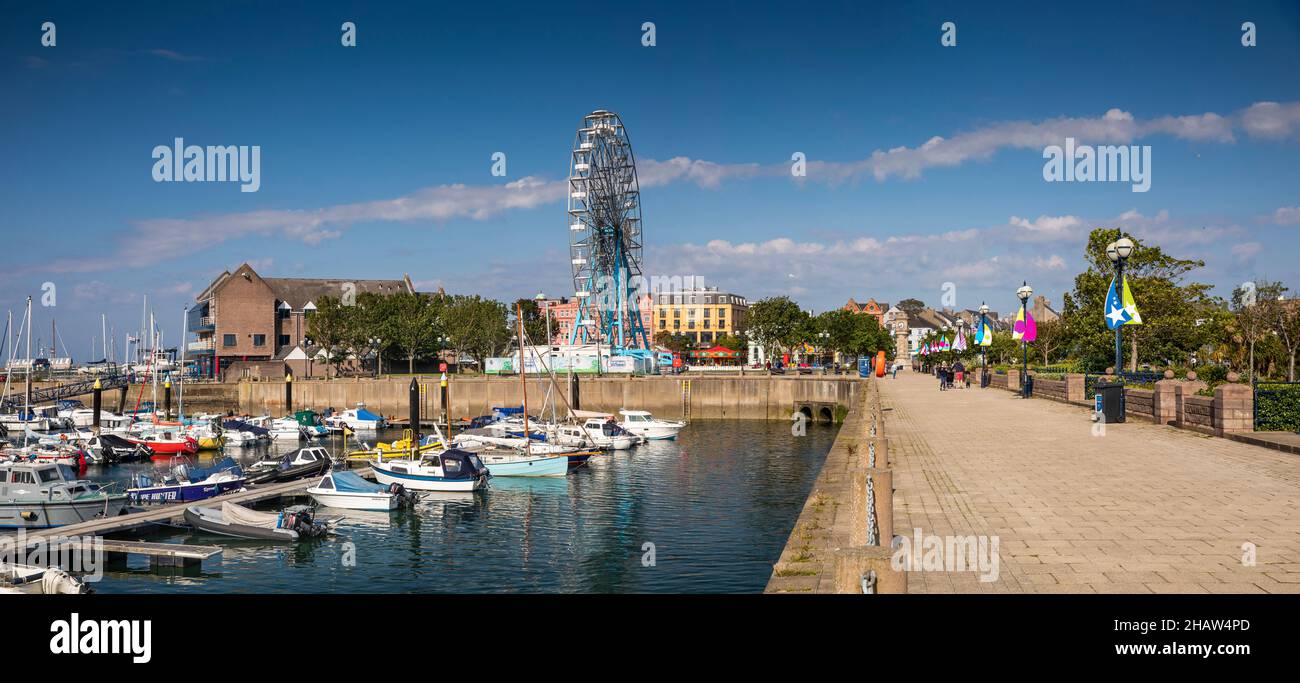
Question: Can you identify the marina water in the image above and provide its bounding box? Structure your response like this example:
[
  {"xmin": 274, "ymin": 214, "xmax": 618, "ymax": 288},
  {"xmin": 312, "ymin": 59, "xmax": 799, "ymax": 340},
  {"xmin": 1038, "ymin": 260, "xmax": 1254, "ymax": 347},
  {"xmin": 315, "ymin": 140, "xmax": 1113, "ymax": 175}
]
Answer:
[{"xmin": 87, "ymin": 419, "xmax": 837, "ymax": 593}]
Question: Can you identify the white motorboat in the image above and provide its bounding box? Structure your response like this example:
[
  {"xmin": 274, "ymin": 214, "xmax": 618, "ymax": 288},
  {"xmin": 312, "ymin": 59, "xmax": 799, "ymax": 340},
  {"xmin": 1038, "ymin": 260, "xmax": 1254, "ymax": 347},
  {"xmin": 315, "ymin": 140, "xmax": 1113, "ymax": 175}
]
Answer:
[
  {"xmin": 323, "ymin": 404, "xmax": 386, "ymax": 431},
  {"xmin": 553, "ymin": 418, "xmax": 635, "ymax": 450},
  {"xmin": 0, "ymin": 460, "xmax": 129, "ymax": 529},
  {"xmin": 268, "ymin": 417, "xmax": 305, "ymax": 441},
  {"xmin": 0, "ymin": 563, "xmax": 89, "ymax": 594},
  {"xmin": 370, "ymin": 448, "xmax": 489, "ymax": 492},
  {"xmin": 307, "ymin": 470, "xmax": 414, "ymax": 510},
  {"xmin": 618, "ymin": 410, "xmax": 685, "ymax": 441}
]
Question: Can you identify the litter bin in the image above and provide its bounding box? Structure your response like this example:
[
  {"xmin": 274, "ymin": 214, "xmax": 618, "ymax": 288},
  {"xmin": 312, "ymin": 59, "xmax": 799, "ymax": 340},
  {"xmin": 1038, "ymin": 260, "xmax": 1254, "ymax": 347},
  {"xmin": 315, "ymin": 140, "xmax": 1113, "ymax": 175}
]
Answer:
[{"xmin": 1094, "ymin": 380, "xmax": 1125, "ymax": 423}]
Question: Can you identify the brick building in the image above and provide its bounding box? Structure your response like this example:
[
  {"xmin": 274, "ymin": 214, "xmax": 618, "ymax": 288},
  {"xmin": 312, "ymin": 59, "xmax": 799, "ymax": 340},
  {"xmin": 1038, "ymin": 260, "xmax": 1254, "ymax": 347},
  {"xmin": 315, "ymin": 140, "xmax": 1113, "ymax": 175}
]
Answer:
[
  {"xmin": 188, "ymin": 263, "xmax": 410, "ymax": 378},
  {"xmin": 843, "ymin": 298, "xmax": 889, "ymax": 325}
]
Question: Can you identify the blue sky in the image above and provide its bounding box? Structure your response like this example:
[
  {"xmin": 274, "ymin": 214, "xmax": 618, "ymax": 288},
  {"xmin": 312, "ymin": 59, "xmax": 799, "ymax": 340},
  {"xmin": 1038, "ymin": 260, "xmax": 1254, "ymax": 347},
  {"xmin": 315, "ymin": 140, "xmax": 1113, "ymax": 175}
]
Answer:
[{"xmin": 3, "ymin": 1, "xmax": 1299, "ymax": 357}]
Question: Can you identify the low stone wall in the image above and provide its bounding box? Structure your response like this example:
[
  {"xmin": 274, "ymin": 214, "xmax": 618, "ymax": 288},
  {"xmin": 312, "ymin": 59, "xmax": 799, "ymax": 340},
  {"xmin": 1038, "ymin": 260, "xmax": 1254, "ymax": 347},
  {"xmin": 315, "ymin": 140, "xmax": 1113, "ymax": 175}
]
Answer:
[
  {"xmin": 1179, "ymin": 395, "xmax": 1216, "ymax": 433},
  {"xmin": 1126, "ymin": 388, "xmax": 1155, "ymax": 421},
  {"xmin": 984, "ymin": 372, "xmax": 1254, "ymax": 438},
  {"xmin": 1033, "ymin": 377, "xmax": 1067, "ymax": 402}
]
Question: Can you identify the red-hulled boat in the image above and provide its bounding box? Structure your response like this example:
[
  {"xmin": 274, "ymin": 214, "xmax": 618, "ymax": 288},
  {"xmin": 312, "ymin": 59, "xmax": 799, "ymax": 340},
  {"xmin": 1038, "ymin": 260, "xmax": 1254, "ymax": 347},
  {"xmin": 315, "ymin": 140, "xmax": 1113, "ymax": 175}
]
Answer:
[{"xmin": 127, "ymin": 434, "xmax": 199, "ymax": 458}]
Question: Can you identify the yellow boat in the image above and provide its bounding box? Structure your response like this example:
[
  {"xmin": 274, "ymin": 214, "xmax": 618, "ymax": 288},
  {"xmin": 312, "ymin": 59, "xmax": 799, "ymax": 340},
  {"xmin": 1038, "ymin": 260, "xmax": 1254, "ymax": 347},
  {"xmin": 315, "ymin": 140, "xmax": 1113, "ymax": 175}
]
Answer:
[
  {"xmin": 345, "ymin": 431, "xmax": 441, "ymax": 461},
  {"xmin": 197, "ymin": 435, "xmax": 226, "ymax": 450}
]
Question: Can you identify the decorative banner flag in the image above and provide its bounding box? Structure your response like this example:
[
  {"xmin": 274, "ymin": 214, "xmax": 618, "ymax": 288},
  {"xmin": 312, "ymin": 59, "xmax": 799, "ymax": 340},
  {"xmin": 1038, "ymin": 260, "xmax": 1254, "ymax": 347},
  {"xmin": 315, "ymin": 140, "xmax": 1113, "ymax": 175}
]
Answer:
[
  {"xmin": 954, "ymin": 329, "xmax": 968, "ymax": 352},
  {"xmin": 1105, "ymin": 275, "xmax": 1143, "ymax": 329},
  {"xmin": 1121, "ymin": 275, "xmax": 1142, "ymax": 326},
  {"xmin": 1013, "ymin": 303, "xmax": 1038, "ymax": 342},
  {"xmin": 979, "ymin": 321, "xmax": 993, "ymax": 347}
]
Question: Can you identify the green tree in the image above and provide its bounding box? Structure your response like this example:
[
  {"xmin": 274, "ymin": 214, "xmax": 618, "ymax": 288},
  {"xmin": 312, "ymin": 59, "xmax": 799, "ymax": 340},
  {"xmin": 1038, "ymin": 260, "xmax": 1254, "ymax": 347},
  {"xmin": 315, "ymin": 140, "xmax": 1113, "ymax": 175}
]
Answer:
[
  {"xmin": 442, "ymin": 295, "xmax": 509, "ymax": 372},
  {"xmin": 1061, "ymin": 228, "xmax": 1217, "ymax": 372},
  {"xmin": 513, "ymin": 298, "xmax": 550, "ymax": 346},
  {"xmin": 384, "ymin": 291, "xmax": 441, "ymax": 374},
  {"xmin": 306, "ymin": 296, "xmax": 350, "ymax": 379},
  {"xmin": 747, "ymin": 296, "xmax": 808, "ymax": 361},
  {"xmin": 897, "ymin": 298, "xmax": 926, "ymax": 314},
  {"xmin": 654, "ymin": 331, "xmax": 692, "ymax": 355},
  {"xmin": 1030, "ymin": 318, "xmax": 1066, "ymax": 365}
]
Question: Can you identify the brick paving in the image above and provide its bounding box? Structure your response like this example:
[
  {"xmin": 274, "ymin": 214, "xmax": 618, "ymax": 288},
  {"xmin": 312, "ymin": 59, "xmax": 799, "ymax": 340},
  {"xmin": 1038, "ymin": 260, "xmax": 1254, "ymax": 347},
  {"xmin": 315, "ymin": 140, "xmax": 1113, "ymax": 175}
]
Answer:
[{"xmin": 880, "ymin": 370, "xmax": 1300, "ymax": 594}]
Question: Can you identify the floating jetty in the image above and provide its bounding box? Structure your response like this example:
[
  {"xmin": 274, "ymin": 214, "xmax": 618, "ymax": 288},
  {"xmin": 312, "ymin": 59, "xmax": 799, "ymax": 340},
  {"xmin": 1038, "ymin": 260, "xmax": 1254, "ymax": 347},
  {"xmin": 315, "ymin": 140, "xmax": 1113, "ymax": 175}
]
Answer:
[{"xmin": 20, "ymin": 471, "xmax": 370, "ymax": 571}]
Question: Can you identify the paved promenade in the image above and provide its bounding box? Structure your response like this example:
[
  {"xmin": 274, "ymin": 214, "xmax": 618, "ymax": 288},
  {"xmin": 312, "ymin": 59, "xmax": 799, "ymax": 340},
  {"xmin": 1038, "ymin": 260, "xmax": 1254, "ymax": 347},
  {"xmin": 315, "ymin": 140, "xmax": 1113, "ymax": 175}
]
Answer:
[{"xmin": 881, "ymin": 370, "xmax": 1300, "ymax": 594}]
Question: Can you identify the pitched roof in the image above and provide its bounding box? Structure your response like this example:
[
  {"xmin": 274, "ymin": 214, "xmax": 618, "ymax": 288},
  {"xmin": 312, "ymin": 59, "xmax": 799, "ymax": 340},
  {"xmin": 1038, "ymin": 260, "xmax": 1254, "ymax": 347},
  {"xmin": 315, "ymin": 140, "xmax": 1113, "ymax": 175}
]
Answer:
[
  {"xmin": 262, "ymin": 277, "xmax": 410, "ymax": 309},
  {"xmin": 196, "ymin": 262, "xmax": 410, "ymax": 307}
]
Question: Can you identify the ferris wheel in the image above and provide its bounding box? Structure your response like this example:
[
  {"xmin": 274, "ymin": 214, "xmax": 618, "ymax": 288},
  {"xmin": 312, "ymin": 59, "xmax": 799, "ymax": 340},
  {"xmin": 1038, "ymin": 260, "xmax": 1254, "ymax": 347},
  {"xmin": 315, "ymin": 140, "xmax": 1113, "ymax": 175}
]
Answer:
[{"xmin": 566, "ymin": 110, "xmax": 650, "ymax": 352}]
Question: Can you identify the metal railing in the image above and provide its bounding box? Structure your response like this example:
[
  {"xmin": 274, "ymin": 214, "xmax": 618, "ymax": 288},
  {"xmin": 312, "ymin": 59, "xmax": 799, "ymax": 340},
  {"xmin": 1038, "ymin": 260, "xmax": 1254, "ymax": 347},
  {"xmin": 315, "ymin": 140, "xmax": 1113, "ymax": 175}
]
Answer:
[{"xmin": 1253, "ymin": 380, "xmax": 1300, "ymax": 432}]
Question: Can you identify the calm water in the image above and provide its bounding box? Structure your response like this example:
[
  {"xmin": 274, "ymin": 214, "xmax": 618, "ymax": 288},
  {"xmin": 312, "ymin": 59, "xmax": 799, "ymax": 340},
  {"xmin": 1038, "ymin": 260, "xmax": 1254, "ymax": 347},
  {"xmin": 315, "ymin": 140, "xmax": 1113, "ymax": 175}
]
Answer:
[{"xmin": 86, "ymin": 419, "xmax": 837, "ymax": 593}]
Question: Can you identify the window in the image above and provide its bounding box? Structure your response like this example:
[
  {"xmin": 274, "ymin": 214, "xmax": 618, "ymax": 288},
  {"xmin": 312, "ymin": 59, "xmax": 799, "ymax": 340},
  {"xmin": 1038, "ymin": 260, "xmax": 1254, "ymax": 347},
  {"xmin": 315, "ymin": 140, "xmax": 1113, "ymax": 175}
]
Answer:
[
  {"xmin": 673, "ymin": 308, "xmax": 681, "ymax": 318},
  {"xmin": 703, "ymin": 320, "xmax": 710, "ymax": 329},
  {"xmin": 659, "ymin": 320, "xmax": 666, "ymax": 329},
  {"xmin": 253, "ymin": 334, "xmax": 267, "ymax": 347},
  {"xmin": 673, "ymin": 320, "xmax": 680, "ymax": 330},
  {"xmin": 703, "ymin": 309, "xmax": 710, "ymax": 317},
  {"xmin": 704, "ymin": 296, "xmax": 712, "ymax": 303},
  {"xmin": 11, "ymin": 470, "xmax": 34, "ymax": 484},
  {"xmin": 222, "ymin": 334, "xmax": 236, "ymax": 347},
  {"xmin": 37, "ymin": 468, "xmax": 59, "ymax": 483},
  {"xmin": 718, "ymin": 308, "xmax": 726, "ymax": 318},
  {"xmin": 688, "ymin": 321, "xmax": 695, "ymax": 329},
  {"xmin": 278, "ymin": 334, "xmax": 291, "ymax": 346}
]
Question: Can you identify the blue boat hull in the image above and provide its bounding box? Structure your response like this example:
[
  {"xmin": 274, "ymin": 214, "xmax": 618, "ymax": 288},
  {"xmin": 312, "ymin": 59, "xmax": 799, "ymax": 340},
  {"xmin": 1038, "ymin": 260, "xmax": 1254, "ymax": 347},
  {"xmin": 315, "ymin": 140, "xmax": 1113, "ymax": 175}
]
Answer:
[
  {"xmin": 128, "ymin": 479, "xmax": 245, "ymax": 504},
  {"xmin": 485, "ymin": 455, "xmax": 569, "ymax": 477}
]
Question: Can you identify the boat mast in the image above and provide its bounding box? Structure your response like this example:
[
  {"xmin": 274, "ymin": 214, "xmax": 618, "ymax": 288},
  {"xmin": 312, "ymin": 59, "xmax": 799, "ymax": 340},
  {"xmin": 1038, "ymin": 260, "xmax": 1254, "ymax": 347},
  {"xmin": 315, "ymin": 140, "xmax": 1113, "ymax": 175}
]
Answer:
[
  {"xmin": 516, "ymin": 303, "xmax": 530, "ymax": 457},
  {"xmin": 24, "ymin": 296, "xmax": 32, "ymax": 419},
  {"xmin": 179, "ymin": 305, "xmax": 187, "ymax": 422}
]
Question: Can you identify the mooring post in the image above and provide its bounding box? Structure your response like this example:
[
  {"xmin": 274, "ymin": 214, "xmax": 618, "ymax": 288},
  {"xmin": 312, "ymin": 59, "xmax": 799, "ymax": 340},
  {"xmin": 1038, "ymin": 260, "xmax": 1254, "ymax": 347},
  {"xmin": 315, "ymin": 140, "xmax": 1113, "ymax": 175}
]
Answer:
[
  {"xmin": 91, "ymin": 378, "xmax": 102, "ymax": 436},
  {"xmin": 850, "ymin": 468, "xmax": 894, "ymax": 547},
  {"xmin": 284, "ymin": 371, "xmax": 293, "ymax": 415},
  {"xmin": 833, "ymin": 546, "xmax": 907, "ymax": 594},
  {"xmin": 440, "ymin": 372, "xmax": 451, "ymax": 439},
  {"xmin": 164, "ymin": 380, "xmax": 172, "ymax": 420},
  {"xmin": 117, "ymin": 385, "xmax": 128, "ymax": 413},
  {"xmin": 409, "ymin": 377, "xmax": 420, "ymax": 458}
]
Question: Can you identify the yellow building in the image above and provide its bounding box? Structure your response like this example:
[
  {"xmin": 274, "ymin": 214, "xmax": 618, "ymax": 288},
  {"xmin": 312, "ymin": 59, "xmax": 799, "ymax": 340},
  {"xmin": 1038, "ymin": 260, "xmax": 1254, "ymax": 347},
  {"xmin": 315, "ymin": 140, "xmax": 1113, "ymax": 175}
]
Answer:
[{"xmin": 652, "ymin": 287, "xmax": 749, "ymax": 346}]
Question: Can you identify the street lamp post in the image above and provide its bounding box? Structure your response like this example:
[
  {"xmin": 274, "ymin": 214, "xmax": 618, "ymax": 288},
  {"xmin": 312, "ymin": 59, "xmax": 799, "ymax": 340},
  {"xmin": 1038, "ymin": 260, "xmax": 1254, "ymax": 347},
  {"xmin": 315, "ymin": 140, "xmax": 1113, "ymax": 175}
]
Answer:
[
  {"xmin": 437, "ymin": 335, "xmax": 453, "ymax": 373},
  {"xmin": 1105, "ymin": 235, "xmax": 1135, "ymax": 374},
  {"xmin": 368, "ymin": 337, "xmax": 382, "ymax": 377},
  {"xmin": 978, "ymin": 302, "xmax": 990, "ymax": 388},
  {"xmin": 1017, "ymin": 282, "xmax": 1033, "ymax": 398}
]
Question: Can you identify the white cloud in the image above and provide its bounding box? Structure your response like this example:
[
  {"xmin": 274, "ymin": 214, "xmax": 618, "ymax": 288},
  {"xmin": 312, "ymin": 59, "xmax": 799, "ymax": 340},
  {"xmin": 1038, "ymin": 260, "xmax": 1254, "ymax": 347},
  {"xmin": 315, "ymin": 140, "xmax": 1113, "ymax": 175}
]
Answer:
[
  {"xmin": 1270, "ymin": 206, "xmax": 1300, "ymax": 225},
  {"xmin": 1230, "ymin": 242, "xmax": 1262, "ymax": 262},
  {"xmin": 1238, "ymin": 102, "xmax": 1300, "ymax": 140}
]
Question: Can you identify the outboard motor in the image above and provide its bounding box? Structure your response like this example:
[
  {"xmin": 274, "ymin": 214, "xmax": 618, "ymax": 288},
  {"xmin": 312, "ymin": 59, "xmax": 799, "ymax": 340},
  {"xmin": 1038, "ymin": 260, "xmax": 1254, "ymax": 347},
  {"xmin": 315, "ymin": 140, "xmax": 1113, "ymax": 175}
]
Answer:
[{"xmin": 387, "ymin": 482, "xmax": 417, "ymax": 505}]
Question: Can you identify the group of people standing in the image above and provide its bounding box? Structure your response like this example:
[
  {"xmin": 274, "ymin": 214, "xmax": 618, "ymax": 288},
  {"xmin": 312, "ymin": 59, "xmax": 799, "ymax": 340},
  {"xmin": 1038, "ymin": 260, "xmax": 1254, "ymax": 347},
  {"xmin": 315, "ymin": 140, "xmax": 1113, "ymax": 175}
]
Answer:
[{"xmin": 935, "ymin": 361, "xmax": 970, "ymax": 391}]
